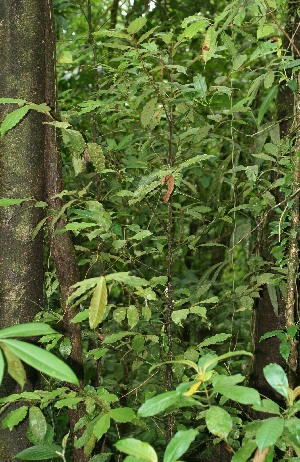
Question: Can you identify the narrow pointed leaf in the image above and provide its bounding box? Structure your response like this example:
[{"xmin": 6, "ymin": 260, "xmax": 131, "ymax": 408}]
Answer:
[
  {"xmin": 89, "ymin": 276, "xmax": 108, "ymax": 329},
  {"xmin": 0, "ymin": 339, "xmax": 79, "ymax": 385},
  {"xmin": 115, "ymin": 438, "xmax": 158, "ymax": 462},
  {"xmin": 0, "ymin": 105, "xmax": 30, "ymax": 136},
  {"xmin": 138, "ymin": 391, "xmax": 180, "ymax": 417},
  {"xmin": 164, "ymin": 429, "xmax": 198, "ymax": 462},
  {"xmin": 0, "ymin": 323, "xmax": 56, "ymax": 339}
]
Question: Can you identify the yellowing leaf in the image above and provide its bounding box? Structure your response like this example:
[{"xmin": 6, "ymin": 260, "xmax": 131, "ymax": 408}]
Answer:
[
  {"xmin": 127, "ymin": 16, "xmax": 147, "ymax": 35},
  {"xmin": 1, "ymin": 344, "xmax": 26, "ymax": 388},
  {"xmin": 89, "ymin": 276, "xmax": 108, "ymax": 329},
  {"xmin": 202, "ymin": 27, "xmax": 217, "ymax": 64}
]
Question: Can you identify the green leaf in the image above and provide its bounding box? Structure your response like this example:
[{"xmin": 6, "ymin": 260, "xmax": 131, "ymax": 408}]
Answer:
[
  {"xmin": 198, "ymin": 333, "xmax": 232, "ymax": 348},
  {"xmin": 205, "ymin": 406, "xmax": 232, "ymax": 440},
  {"xmin": 257, "ymin": 85, "xmax": 278, "ymax": 126},
  {"xmin": 2, "ymin": 406, "xmax": 28, "ymax": 431},
  {"xmin": 214, "ymin": 385, "xmax": 260, "ymax": 406},
  {"xmin": 71, "ymin": 310, "xmax": 89, "ymax": 323},
  {"xmin": 138, "ymin": 391, "xmax": 180, "ymax": 417},
  {"xmin": 163, "ymin": 429, "xmax": 198, "ymax": 462},
  {"xmin": 127, "ymin": 305, "xmax": 139, "ymax": 329},
  {"xmin": 14, "ymin": 444, "xmax": 62, "ymax": 460},
  {"xmin": 54, "ymin": 397, "xmax": 83, "ymax": 409},
  {"xmin": 115, "ymin": 438, "xmax": 157, "ymax": 462},
  {"xmin": 263, "ymin": 363, "xmax": 289, "ymax": 398},
  {"xmin": 0, "ymin": 339, "xmax": 79, "ymax": 385},
  {"xmin": 0, "ymin": 198, "xmax": 30, "ymax": 206},
  {"xmin": 172, "ymin": 309, "xmax": 189, "ymax": 326},
  {"xmin": 105, "ymin": 272, "xmax": 149, "ymax": 287},
  {"xmin": 0, "ymin": 98, "xmax": 26, "ymax": 105},
  {"xmin": 233, "ymin": 54, "xmax": 247, "ymax": 70},
  {"xmin": 1, "ymin": 344, "xmax": 27, "ymax": 388},
  {"xmin": 252, "ymin": 399, "xmax": 280, "ymax": 415},
  {"xmin": 89, "ymin": 276, "xmax": 108, "ymax": 329},
  {"xmin": 0, "ymin": 323, "xmax": 57, "ymax": 339},
  {"xmin": 127, "ymin": 17, "xmax": 147, "ymax": 34},
  {"xmin": 193, "ymin": 75, "xmax": 207, "ymax": 98},
  {"xmin": 256, "ymin": 417, "xmax": 284, "ymax": 451},
  {"xmin": 141, "ymin": 98, "xmax": 157, "ymax": 128},
  {"xmin": 231, "ymin": 440, "xmax": 256, "ymax": 462},
  {"xmin": 0, "ymin": 349, "xmax": 4, "ymax": 385},
  {"xmin": 93, "ymin": 414, "xmax": 111, "ymax": 440},
  {"xmin": 28, "ymin": 407, "xmax": 47, "ymax": 445},
  {"xmin": 87, "ymin": 143, "xmax": 105, "ymax": 174},
  {"xmin": 0, "ymin": 105, "xmax": 30, "ymax": 136},
  {"xmin": 109, "ymin": 408, "xmax": 135, "ymax": 423}
]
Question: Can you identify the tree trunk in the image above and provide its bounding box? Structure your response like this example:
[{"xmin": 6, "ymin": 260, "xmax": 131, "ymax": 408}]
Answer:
[{"xmin": 0, "ymin": 0, "xmax": 46, "ymax": 459}]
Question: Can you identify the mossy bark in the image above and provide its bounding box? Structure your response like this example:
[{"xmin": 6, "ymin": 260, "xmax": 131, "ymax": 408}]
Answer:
[{"xmin": 0, "ymin": 1, "xmax": 46, "ymax": 459}]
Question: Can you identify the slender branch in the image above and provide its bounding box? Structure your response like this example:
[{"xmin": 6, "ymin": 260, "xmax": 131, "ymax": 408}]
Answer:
[
  {"xmin": 263, "ymin": 0, "xmax": 300, "ymax": 57},
  {"xmin": 285, "ymin": 72, "xmax": 300, "ymax": 387}
]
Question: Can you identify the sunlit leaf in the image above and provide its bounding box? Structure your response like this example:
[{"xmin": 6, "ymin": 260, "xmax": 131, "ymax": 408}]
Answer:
[
  {"xmin": 263, "ymin": 363, "xmax": 289, "ymax": 398},
  {"xmin": 115, "ymin": 438, "xmax": 157, "ymax": 462},
  {"xmin": 0, "ymin": 105, "xmax": 30, "ymax": 136},
  {"xmin": 2, "ymin": 406, "xmax": 28, "ymax": 431},
  {"xmin": 93, "ymin": 414, "xmax": 110, "ymax": 440},
  {"xmin": 0, "ymin": 323, "xmax": 56, "ymax": 339},
  {"xmin": 127, "ymin": 17, "xmax": 147, "ymax": 34},
  {"xmin": 14, "ymin": 444, "xmax": 63, "ymax": 460},
  {"xmin": 1, "ymin": 344, "xmax": 26, "ymax": 388},
  {"xmin": 205, "ymin": 406, "xmax": 232, "ymax": 439},
  {"xmin": 164, "ymin": 429, "xmax": 198, "ymax": 462}
]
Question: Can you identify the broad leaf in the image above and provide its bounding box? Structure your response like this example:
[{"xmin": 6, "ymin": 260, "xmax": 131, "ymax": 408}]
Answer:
[
  {"xmin": 115, "ymin": 438, "xmax": 157, "ymax": 462},
  {"xmin": 263, "ymin": 363, "xmax": 289, "ymax": 398},
  {"xmin": 89, "ymin": 276, "xmax": 108, "ymax": 329},
  {"xmin": 93, "ymin": 414, "xmax": 110, "ymax": 440},
  {"xmin": 164, "ymin": 429, "xmax": 198, "ymax": 462},
  {"xmin": 138, "ymin": 391, "xmax": 180, "ymax": 417},
  {"xmin": 0, "ymin": 323, "xmax": 56, "ymax": 339},
  {"xmin": 2, "ymin": 406, "xmax": 28, "ymax": 430},
  {"xmin": 141, "ymin": 98, "xmax": 157, "ymax": 128},
  {"xmin": 110, "ymin": 408, "xmax": 135, "ymax": 423},
  {"xmin": 28, "ymin": 407, "xmax": 47, "ymax": 444},
  {"xmin": 205, "ymin": 406, "xmax": 232, "ymax": 439},
  {"xmin": 0, "ymin": 339, "xmax": 79, "ymax": 385},
  {"xmin": 214, "ymin": 385, "xmax": 261, "ymax": 406},
  {"xmin": 127, "ymin": 17, "xmax": 147, "ymax": 34},
  {"xmin": 14, "ymin": 444, "xmax": 62, "ymax": 460},
  {"xmin": 0, "ymin": 105, "xmax": 30, "ymax": 136},
  {"xmin": 256, "ymin": 417, "xmax": 284, "ymax": 451}
]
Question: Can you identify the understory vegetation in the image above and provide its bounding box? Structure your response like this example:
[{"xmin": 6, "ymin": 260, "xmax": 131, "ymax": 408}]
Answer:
[{"xmin": 1, "ymin": 0, "xmax": 300, "ymax": 461}]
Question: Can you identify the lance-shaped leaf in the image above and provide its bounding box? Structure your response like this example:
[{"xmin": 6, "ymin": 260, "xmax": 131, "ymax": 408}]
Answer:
[
  {"xmin": 0, "ymin": 339, "xmax": 79, "ymax": 385},
  {"xmin": 14, "ymin": 444, "xmax": 63, "ymax": 460},
  {"xmin": 2, "ymin": 406, "xmax": 28, "ymax": 431},
  {"xmin": 0, "ymin": 105, "xmax": 30, "ymax": 136},
  {"xmin": 164, "ymin": 429, "xmax": 198, "ymax": 462},
  {"xmin": 89, "ymin": 276, "xmax": 108, "ymax": 329},
  {"xmin": 0, "ymin": 349, "xmax": 4, "ymax": 385},
  {"xmin": 127, "ymin": 17, "xmax": 147, "ymax": 34},
  {"xmin": 0, "ymin": 323, "xmax": 57, "ymax": 339}
]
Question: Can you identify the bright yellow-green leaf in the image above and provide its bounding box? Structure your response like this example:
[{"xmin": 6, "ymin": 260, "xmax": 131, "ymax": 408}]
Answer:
[
  {"xmin": 2, "ymin": 406, "xmax": 28, "ymax": 430},
  {"xmin": 0, "ymin": 105, "xmax": 30, "ymax": 136},
  {"xmin": 89, "ymin": 276, "xmax": 108, "ymax": 329},
  {"xmin": 127, "ymin": 17, "xmax": 147, "ymax": 34}
]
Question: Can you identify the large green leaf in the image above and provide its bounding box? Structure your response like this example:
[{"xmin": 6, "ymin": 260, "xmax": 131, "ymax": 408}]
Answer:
[
  {"xmin": 256, "ymin": 417, "xmax": 284, "ymax": 451},
  {"xmin": 127, "ymin": 17, "xmax": 147, "ymax": 34},
  {"xmin": 14, "ymin": 444, "xmax": 62, "ymax": 460},
  {"xmin": 0, "ymin": 105, "xmax": 30, "ymax": 136},
  {"xmin": 263, "ymin": 363, "xmax": 289, "ymax": 398},
  {"xmin": 27, "ymin": 407, "xmax": 47, "ymax": 445},
  {"xmin": 163, "ymin": 429, "xmax": 198, "ymax": 462},
  {"xmin": 0, "ymin": 323, "xmax": 56, "ymax": 339},
  {"xmin": 214, "ymin": 385, "xmax": 261, "ymax": 406},
  {"xmin": 115, "ymin": 438, "xmax": 157, "ymax": 462},
  {"xmin": 138, "ymin": 391, "xmax": 180, "ymax": 417},
  {"xmin": 89, "ymin": 276, "xmax": 108, "ymax": 329},
  {"xmin": 2, "ymin": 406, "xmax": 28, "ymax": 431},
  {"xmin": 205, "ymin": 406, "xmax": 232, "ymax": 440},
  {"xmin": 93, "ymin": 414, "xmax": 111, "ymax": 440},
  {"xmin": 109, "ymin": 408, "xmax": 136, "ymax": 423},
  {"xmin": 0, "ymin": 339, "xmax": 79, "ymax": 385}
]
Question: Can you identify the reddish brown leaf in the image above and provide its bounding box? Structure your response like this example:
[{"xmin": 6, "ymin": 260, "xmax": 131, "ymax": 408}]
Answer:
[{"xmin": 161, "ymin": 175, "xmax": 175, "ymax": 202}]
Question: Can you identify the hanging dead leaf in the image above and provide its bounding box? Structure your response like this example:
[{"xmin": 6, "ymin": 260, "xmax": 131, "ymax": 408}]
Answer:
[
  {"xmin": 252, "ymin": 447, "xmax": 269, "ymax": 462},
  {"xmin": 161, "ymin": 175, "xmax": 174, "ymax": 202}
]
